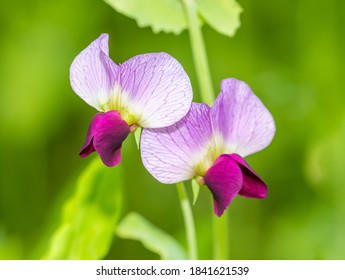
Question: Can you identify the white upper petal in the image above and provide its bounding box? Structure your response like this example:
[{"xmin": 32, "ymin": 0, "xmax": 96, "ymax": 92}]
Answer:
[
  {"xmin": 140, "ymin": 103, "xmax": 213, "ymax": 184},
  {"xmin": 70, "ymin": 34, "xmax": 118, "ymax": 111},
  {"xmin": 118, "ymin": 53, "xmax": 192, "ymax": 128},
  {"xmin": 211, "ymin": 78, "xmax": 275, "ymax": 157}
]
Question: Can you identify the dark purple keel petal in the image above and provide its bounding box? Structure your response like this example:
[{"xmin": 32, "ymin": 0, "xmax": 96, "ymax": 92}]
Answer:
[
  {"xmin": 80, "ymin": 113, "xmax": 104, "ymax": 158},
  {"xmin": 204, "ymin": 155, "xmax": 243, "ymax": 217},
  {"xmin": 229, "ymin": 153, "xmax": 267, "ymax": 199},
  {"xmin": 93, "ymin": 111, "xmax": 130, "ymax": 167},
  {"xmin": 79, "ymin": 111, "xmax": 130, "ymax": 167}
]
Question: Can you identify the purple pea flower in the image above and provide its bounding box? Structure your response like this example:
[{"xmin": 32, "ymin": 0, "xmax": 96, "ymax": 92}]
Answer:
[
  {"xmin": 70, "ymin": 34, "xmax": 192, "ymax": 167},
  {"xmin": 141, "ymin": 78, "xmax": 275, "ymax": 217}
]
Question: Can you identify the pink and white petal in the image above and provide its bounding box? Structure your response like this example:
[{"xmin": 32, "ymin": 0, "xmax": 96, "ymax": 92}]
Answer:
[
  {"xmin": 118, "ymin": 52, "xmax": 192, "ymax": 128},
  {"xmin": 204, "ymin": 154, "xmax": 243, "ymax": 217},
  {"xmin": 70, "ymin": 34, "xmax": 118, "ymax": 111},
  {"xmin": 229, "ymin": 154, "xmax": 267, "ymax": 198},
  {"xmin": 211, "ymin": 78, "xmax": 275, "ymax": 157},
  {"xmin": 141, "ymin": 103, "xmax": 213, "ymax": 184}
]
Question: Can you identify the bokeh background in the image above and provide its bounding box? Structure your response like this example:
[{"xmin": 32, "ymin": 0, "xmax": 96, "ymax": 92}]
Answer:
[{"xmin": 1, "ymin": 0, "xmax": 345, "ymax": 259}]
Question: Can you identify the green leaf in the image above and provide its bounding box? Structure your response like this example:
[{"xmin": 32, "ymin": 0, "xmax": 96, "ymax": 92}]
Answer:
[
  {"xmin": 44, "ymin": 158, "xmax": 123, "ymax": 259},
  {"xmin": 104, "ymin": 0, "xmax": 188, "ymax": 34},
  {"xmin": 191, "ymin": 179, "xmax": 200, "ymax": 205},
  {"xmin": 116, "ymin": 212, "xmax": 187, "ymax": 260},
  {"xmin": 197, "ymin": 0, "xmax": 242, "ymax": 37}
]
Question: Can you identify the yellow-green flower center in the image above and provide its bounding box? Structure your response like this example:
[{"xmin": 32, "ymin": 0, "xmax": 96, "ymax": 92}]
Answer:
[{"xmin": 101, "ymin": 84, "xmax": 139, "ymax": 126}]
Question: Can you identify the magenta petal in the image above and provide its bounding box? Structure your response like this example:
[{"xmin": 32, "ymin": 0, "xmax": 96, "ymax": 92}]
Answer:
[
  {"xmin": 80, "ymin": 113, "xmax": 104, "ymax": 158},
  {"xmin": 204, "ymin": 155, "xmax": 243, "ymax": 217},
  {"xmin": 229, "ymin": 153, "xmax": 267, "ymax": 199},
  {"xmin": 79, "ymin": 111, "xmax": 130, "ymax": 167}
]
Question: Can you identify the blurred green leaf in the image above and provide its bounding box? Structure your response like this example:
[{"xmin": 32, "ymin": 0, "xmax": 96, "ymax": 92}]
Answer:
[
  {"xmin": 305, "ymin": 115, "xmax": 345, "ymax": 194},
  {"xmin": 104, "ymin": 0, "xmax": 187, "ymax": 34},
  {"xmin": 197, "ymin": 0, "xmax": 242, "ymax": 37},
  {"xmin": 0, "ymin": 228, "xmax": 23, "ymax": 259},
  {"xmin": 116, "ymin": 212, "xmax": 187, "ymax": 260},
  {"xmin": 304, "ymin": 116, "xmax": 345, "ymax": 258},
  {"xmin": 191, "ymin": 179, "xmax": 200, "ymax": 205},
  {"xmin": 44, "ymin": 158, "xmax": 123, "ymax": 259}
]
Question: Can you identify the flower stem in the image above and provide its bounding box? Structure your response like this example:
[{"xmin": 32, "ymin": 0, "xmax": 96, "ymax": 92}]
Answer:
[
  {"xmin": 182, "ymin": 0, "xmax": 230, "ymax": 260},
  {"xmin": 182, "ymin": 0, "xmax": 214, "ymax": 105},
  {"xmin": 176, "ymin": 182, "xmax": 198, "ymax": 260},
  {"xmin": 213, "ymin": 211, "xmax": 229, "ymax": 259}
]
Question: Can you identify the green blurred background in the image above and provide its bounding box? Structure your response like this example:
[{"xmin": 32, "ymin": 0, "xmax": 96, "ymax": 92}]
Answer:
[{"xmin": 1, "ymin": 0, "xmax": 345, "ymax": 259}]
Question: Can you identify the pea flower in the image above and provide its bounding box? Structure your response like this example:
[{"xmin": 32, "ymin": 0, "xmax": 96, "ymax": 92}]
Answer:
[
  {"xmin": 141, "ymin": 78, "xmax": 275, "ymax": 217},
  {"xmin": 70, "ymin": 34, "xmax": 192, "ymax": 167}
]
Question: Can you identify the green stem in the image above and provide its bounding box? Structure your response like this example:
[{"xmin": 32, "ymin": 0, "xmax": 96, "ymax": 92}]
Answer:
[
  {"xmin": 182, "ymin": 0, "xmax": 214, "ymax": 105},
  {"xmin": 213, "ymin": 211, "xmax": 229, "ymax": 259},
  {"xmin": 182, "ymin": 0, "xmax": 229, "ymax": 260},
  {"xmin": 176, "ymin": 182, "xmax": 198, "ymax": 260}
]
